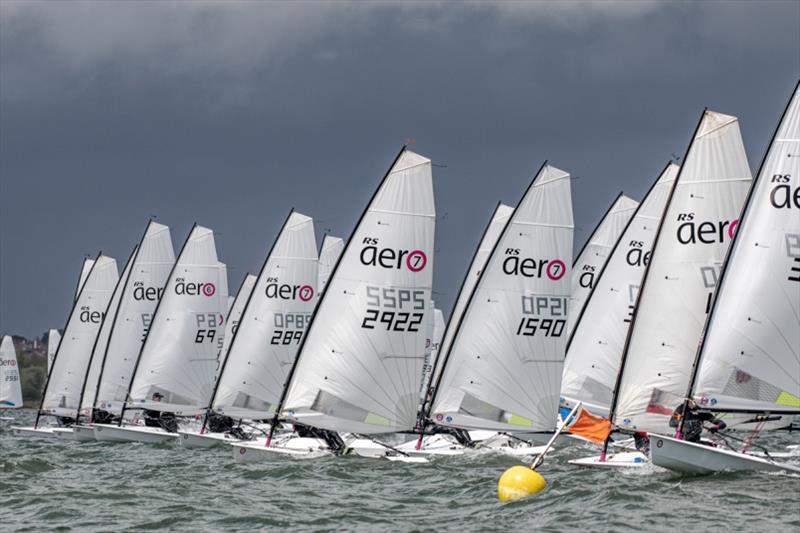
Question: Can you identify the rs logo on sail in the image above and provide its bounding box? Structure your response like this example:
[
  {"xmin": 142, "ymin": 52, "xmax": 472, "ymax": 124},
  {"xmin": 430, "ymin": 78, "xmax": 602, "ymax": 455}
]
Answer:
[
  {"xmin": 359, "ymin": 238, "xmax": 428, "ymax": 272},
  {"xmin": 264, "ymin": 278, "xmax": 314, "ymax": 301},
  {"xmin": 675, "ymin": 213, "xmax": 738, "ymax": 244},
  {"xmin": 770, "ymin": 174, "xmax": 799, "ymax": 209},
  {"xmin": 502, "ymin": 249, "xmax": 566, "ymax": 281},
  {"xmin": 79, "ymin": 306, "xmax": 104, "ymax": 323},
  {"xmin": 133, "ymin": 282, "xmax": 164, "ymax": 301},
  {"xmin": 174, "ymin": 279, "xmax": 216, "ymax": 297}
]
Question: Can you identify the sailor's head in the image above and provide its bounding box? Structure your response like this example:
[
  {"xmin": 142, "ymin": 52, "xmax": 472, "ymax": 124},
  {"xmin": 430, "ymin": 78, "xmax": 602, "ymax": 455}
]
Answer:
[
  {"xmin": 686, "ymin": 398, "xmax": 698, "ymax": 410},
  {"xmin": 152, "ymin": 392, "xmax": 164, "ymax": 402}
]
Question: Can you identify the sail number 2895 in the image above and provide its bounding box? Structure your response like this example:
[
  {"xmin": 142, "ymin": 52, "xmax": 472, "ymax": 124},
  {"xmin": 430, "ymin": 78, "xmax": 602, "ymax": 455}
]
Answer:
[{"xmin": 362, "ymin": 286, "xmax": 426, "ymax": 332}]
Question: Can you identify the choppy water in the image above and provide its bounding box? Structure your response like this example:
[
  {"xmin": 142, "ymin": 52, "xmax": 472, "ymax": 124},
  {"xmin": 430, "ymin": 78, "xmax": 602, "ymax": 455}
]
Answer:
[{"xmin": 2, "ymin": 411, "xmax": 799, "ymax": 532}]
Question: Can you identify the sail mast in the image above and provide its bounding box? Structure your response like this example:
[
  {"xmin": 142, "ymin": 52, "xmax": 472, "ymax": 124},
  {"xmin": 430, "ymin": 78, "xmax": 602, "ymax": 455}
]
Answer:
[
  {"xmin": 421, "ymin": 201, "xmax": 502, "ymax": 414},
  {"xmin": 679, "ymin": 81, "xmax": 800, "ymax": 432},
  {"xmin": 423, "ymin": 161, "xmax": 548, "ymax": 426},
  {"xmin": 201, "ymin": 210, "xmax": 296, "ymax": 432},
  {"xmin": 601, "ymin": 112, "xmax": 706, "ymax": 457},
  {"xmin": 75, "ymin": 246, "xmax": 136, "ymax": 425},
  {"xmin": 90, "ymin": 221, "xmax": 155, "ymax": 418},
  {"xmin": 118, "ymin": 224, "xmax": 195, "ymax": 425},
  {"xmin": 34, "ymin": 255, "xmax": 101, "ymax": 428},
  {"xmin": 565, "ymin": 190, "xmax": 647, "ymax": 350}
]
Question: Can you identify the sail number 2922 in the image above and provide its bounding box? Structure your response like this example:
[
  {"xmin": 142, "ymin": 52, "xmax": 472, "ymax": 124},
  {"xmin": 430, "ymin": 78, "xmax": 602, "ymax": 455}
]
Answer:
[{"xmin": 362, "ymin": 286, "xmax": 426, "ymax": 332}]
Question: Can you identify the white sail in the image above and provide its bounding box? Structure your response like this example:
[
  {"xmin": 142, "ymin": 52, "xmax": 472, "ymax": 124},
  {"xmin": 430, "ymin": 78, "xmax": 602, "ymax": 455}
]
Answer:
[
  {"xmin": 614, "ymin": 111, "xmax": 752, "ymax": 434},
  {"xmin": 0, "ymin": 336, "xmax": 22, "ymax": 408},
  {"xmin": 79, "ymin": 248, "xmax": 136, "ymax": 416},
  {"xmin": 215, "ymin": 273, "xmax": 257, "ymax": 382},
  {"xmin": 567, "ymin": 193, "xmax": 638, "ymax": 336},
  {"xmin": 429, "ymin": 203, "xmax": 515, "ymax": 391},
  {"xmin": 47, "ymin": 329, "xmax": 60, "ymax": 375},
  {"xmin": 318, "ymin": 235, "xmax": 344, "ymax": 296},
  {"xmin": 431, "ymin": 164, "xmax": 573, "ymax": 432},
  {"xmin": 282, "ymin": 149, "xmax": 436, "ymax": 434},
  {"xmin": 212, "ymin": 212, "xmax": 318, "ymax": 419},
  {"xmin": 41, "ymin": 255, "xmax": 119, "ymax": 418},
  {"xmin": 420, "ymin": 306, "xmax": 445, "ymax": 402},
  {"xmin": 93, "ymin": 222, "xmax": 175, "ymax": 415},
  {"xmin": 127, "ymin": 225, "xmax": 228, "ymax": 415},
  {"xmin": 75, "ymin": 258, "xmax": 95, "ymax": 302},
  {"xmin": 692, "ymin": 84, "xmax": 800, "ymax": 414},
  {"xmin": 561, "ymin": 164, "xmax": 679, "ymax": 415}
]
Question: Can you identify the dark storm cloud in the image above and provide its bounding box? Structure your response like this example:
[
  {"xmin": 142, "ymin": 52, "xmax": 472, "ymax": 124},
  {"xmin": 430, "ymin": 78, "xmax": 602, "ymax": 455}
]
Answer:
[{"xmin": 1, "ymin": 1, "xmax": 798, "ymax": 337}]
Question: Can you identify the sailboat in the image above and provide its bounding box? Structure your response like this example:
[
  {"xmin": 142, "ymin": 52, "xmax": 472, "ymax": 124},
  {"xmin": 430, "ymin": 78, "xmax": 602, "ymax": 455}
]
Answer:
[
  {"xmin": 562, "ymin": 163, "xmax": 679, "ymax": 466},
  {"xmin": 567, "ymin": 193, "xmax": 638, "ymax": 336},
  {"xmin": 567, "ymin": 109, "xmax": 753, "ymax": 468},
  {"xmin": 14, "ymin": 255, "xmax": 119, "ymax": 438},
  {"xmin": 651, "ymin": 82, "xmax": 800, "ymax": 474},
  {"xmin": 396, "ymin": 203, "xmax": 514, "ymax": 456},
  {"xmin": 94, "ymin": 224, "xmax": 228, "ymax": 443},
  {"xmin": 177, "ymin": 272, "xmax": 256, "ymax": 448},
  {"xmin": 179, "ymin": 211, "xmax": 319, "ymax": 448},
  {"xmin": 233, "ymin": 148, "xmax": 435, "ymax": 462},
  {"xmin": 406, "ymin": 163, "xmax": 573, "ymax": 458},
  {"xmin": 57, "ymin": 248, "xmax": 139, "ymax": 441},
  {"xmin": 47, "ymin": 329, "xmax": 60, "ymax": 376},
  {"xmin": 0, "ymin": 336, "xmax": 23, "ymax": 419},
  {"xmin": 85, "ymin": 222, "xmax": 175, "ymax": 442}
]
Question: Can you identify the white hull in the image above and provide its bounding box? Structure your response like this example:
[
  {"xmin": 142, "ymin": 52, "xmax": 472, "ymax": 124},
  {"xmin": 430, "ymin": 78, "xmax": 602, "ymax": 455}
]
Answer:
[
  {"xmin": 232, "ymin": 437, "xmax": 333, "ymax": 462},
  {"xmin": 0, "ymin": 415, "xmax": 16, "ymax": 421},
  {"xmin": 51, "ymin": 425, "xmax": 96, "ymax": 442},
  {"xmin": 12, "ymin": 426, "xmax": 59, "ymax": 439},
  {"xmin": 93, "ymin": 423, "xmax": 178, "ymax": 444},
  {"xmin": 650, "ymin": 434, "xmax": 800, "ymax": 474},
  {"xmin": 178, "ymin": 430, "xmax": 243, "ymax": 449},
  {"xmin": 396, "ymin": 433, "xmax": 549, "ymax": 458},
  {"xmin": 396, "ymin": 435, "xmax": 467, "ymax": 456},
  {"xmin": 569, "ymin": 451, "xmax": 649, "ymax": 468}
]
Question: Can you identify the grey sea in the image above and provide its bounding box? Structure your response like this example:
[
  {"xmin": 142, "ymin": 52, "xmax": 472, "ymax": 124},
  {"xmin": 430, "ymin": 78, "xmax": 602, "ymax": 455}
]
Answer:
[{"xmin": 2, "ymin": 411, "xmax": 799, "ymax": 532}]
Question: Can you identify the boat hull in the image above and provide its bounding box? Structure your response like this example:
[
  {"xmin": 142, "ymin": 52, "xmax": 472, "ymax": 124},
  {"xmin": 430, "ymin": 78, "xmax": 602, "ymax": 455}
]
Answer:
[
  {"xmin": 232, "ymin": 437, "xmax": 333, "ymax": 462},
  {"xmin": 93, "ymin": 423, "xmax": 178, "ymax": 444},
  {"xmin": 650, "ymin": 434, "xmax": 800, "ymax": 474},
  {"xmin": 12, "ymin": 426, "xmax": 58, "ymax": 439},
  {"xmin": 569, "ymin": 451, "xmax": 648, "ymax": 468},
  {"xmin": 178, "ymin": 431, "xmax": 241, "ymax": 449},
  {"xmin": 52, "ymin": 425, "xmax": 96, "ymax": 442}
]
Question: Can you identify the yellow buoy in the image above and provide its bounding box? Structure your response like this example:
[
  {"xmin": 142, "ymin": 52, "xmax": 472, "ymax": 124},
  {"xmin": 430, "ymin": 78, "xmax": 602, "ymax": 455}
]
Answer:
[{"xmin": 497, "ymin": 465, "xmax": 546, "ymax": 502}]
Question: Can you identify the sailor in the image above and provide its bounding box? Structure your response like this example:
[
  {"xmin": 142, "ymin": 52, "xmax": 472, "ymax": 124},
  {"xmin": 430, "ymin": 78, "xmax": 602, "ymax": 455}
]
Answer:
[
  {"xmin": 633, "ymin": 431, "xmax": 650, "ymax": 454},
  {"xmin": 669, "ymin": 399, "xmax": 726, "ymax": 443},
  {"xmin": 143, "ymin": 392, "xmax": 178, "ymax": 433}
]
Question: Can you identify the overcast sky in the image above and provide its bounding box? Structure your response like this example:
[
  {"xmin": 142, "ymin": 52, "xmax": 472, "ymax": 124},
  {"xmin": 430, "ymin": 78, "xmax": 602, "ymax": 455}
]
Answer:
[{"xmin": 1, "ymin": 1, "xmax": 798, "ymax": 338}]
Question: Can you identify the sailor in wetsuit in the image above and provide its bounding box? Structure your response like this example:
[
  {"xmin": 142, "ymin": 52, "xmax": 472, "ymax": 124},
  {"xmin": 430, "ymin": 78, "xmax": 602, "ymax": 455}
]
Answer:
[
  {"xmin": 143, "ymin": 392, "xmax": 178, "ymax": 433},
  {"xmin": 669, "ymin": 399, "xmax": 727, "ymax": 443}
]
